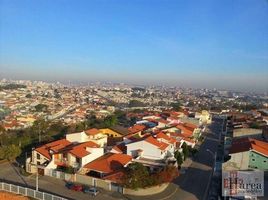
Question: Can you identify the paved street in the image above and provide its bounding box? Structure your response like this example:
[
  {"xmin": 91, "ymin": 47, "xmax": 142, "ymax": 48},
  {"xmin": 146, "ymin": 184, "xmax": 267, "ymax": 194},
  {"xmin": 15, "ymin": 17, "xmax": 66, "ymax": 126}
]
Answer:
[
  {"xmin": 0, "ymin": 119, "xmax": 223, "ymax": 200},
  {"xmin": 126, "ymin": 118, "xmax": 223, "ymax": 200},
  {"xmin": 0, "ymin": 161, "xmax": 126, "ymax": 200}
]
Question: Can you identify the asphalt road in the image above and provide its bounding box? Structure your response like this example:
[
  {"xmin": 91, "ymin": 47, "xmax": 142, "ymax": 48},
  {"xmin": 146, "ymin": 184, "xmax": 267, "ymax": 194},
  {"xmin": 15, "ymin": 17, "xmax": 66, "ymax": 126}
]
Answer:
[
  {"xmin": 126, "ymin": 118, "xmax": 223, "ymax": 200},
  {"xmin": 0, "ymin": 119, "xmax": 223, "ymax": 200},
  {"xmin": 0, "ymin": 161, "xmax": 126, "ymax": 200}
]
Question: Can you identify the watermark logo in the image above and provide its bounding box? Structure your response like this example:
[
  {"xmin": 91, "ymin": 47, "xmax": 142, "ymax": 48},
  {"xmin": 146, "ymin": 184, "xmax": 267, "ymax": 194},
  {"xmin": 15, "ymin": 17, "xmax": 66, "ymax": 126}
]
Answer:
[{"xmin": 222, "ymin": 170, "xmax": 264, "ymax": 197}]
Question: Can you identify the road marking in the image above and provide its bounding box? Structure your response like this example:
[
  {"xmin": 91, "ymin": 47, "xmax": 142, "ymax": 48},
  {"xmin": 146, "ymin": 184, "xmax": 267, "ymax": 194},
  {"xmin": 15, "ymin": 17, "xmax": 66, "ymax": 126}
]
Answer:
[{"xmin": 157, "ymin": 187, "xmax": 178, "ymax": 200}]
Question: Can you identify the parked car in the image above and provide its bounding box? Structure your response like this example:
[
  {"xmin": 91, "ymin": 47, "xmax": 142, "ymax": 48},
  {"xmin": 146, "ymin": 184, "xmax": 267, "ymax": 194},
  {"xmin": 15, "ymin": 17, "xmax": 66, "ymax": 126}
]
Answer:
[
  {"xmin": 65, "ymin": 182, "xmax": 83, "ymax": 191},
  {"xmin": 83, "ymin": 186, "xmax": 99, "ymax": 196},
  {"xmin": 65, "ymin": 182, "xmax": 74, "ymax": 189}
]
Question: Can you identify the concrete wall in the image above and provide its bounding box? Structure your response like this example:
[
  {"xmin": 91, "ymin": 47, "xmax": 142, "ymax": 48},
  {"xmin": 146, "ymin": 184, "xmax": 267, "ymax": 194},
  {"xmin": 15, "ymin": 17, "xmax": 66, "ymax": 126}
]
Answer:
[
  {"xmin": 76, "ymin": 174, "xmax": 94, "ymax": 185},
  {"xmin": 223, "ymin": 151, "xmax": 249, "ymax": 170},
  {"xmin": 32, "ymin": 150, "xmax": 49, "ymax": 165},
  {"xmin": 81, "ymin": 148, "xmax": 104, "ymax": 166},
  {"xmin": 66, "ymin": 132, "xmax": 88, "ymax": 143},
  {"xmin": 126, "ymin": 140, "xmax": 165, "ymax": 160},
  {"xmin": 249, "ymin": 151, "xmax": 268, "ymax": 170},
  {"xmin": 124, "ymin": 183, "xmax": 169, "ymax": 196},
  {"xmin": 100, "ymin": 128, "xmax": 121, "ymax": 137},
  {"xmin": 76, "ymin": 174, "xmax": 111, "ymax": 191}
]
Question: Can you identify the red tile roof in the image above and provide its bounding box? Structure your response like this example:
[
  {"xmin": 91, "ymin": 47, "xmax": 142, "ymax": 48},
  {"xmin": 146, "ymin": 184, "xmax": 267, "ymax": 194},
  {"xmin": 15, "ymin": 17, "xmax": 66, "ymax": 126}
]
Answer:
[
  {"xmin": 229, "ymin": 138, "xmax": 268, "ymax": 157},
  {"xmin": 128, "ymin": 124, "xmax": 146, "ymax": 134},
  {"xmin": 156, "ymin": 132, "xmax": 177, "ymax": 144},
  {"xmin": 85, "ymin": 128, "xmax": 100, "ymax": 135},
  {"xmin": 35, "ymin": 139, "xmax": 72, "ymax": 159},
  {"xmin": 176, "ymin": 124, "xmax": 194, "ymax": 137},
  {"xmin": 68, "ymin": 141, "xmax": 99, "ymax": 158},
  {"xmin": 145, "ymin": 136, "xmax": 169, "ymax": 150},
  {"xmin": 111, "ymin": 143, "xmax": 126, "ymax": 154},
  {"xmin": 103, "ymin": 170, "xmax": 125, "ymax": 183},
  {"xmin": 84, "ymin": 153, "xmax": 132, "ymax": 173}
]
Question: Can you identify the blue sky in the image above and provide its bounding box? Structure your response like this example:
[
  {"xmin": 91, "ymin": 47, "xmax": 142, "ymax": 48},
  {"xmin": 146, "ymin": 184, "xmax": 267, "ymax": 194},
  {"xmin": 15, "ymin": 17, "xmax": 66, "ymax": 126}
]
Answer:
[{"xmin": 0, "ymin": 0, "xmax": 268, "ymax": 92}]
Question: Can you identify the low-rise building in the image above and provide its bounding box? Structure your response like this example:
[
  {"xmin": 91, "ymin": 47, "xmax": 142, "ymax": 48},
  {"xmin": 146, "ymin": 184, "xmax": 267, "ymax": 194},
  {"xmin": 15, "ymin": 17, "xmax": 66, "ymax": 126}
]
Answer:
[{"xmin": 222, "ymin": 138, "xmax": 268, "ymax": 171}]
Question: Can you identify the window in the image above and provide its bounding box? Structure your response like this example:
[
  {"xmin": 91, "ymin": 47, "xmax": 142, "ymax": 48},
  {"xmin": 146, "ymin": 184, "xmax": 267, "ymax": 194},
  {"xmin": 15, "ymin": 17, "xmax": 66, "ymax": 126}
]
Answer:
[
  {"xmin": 37, "ymin": 153, "xmax": 40, "ymax": 160},
  {"xmin": 37, "ymin": 161, "xmax": 40, "ymax": 165}
]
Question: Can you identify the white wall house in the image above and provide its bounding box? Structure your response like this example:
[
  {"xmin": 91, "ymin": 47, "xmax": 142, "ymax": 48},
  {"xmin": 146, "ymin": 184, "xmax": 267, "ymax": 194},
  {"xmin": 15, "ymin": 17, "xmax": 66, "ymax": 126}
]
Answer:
[
  {"xmin": 66, "ymin": 129, "xmax": 108, "ymax": 147},
  {"xmin": 126, "ymin": 136, "xmax": 170, "ymax": 160}
]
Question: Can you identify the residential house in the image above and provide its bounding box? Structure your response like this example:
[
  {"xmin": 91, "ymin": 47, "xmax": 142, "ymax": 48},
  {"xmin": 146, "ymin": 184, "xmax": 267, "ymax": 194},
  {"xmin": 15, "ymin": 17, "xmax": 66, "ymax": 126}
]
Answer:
[
  {"xmin": 127, "ymin": 124, "xmax": 147, "ymax": 137},
  {"xmin": 126, "ymin": 134, "xmax": 175, "ymax": 160},
  {"xmin": 222, "ymin": 138, "xmax": 268, "ymax": 171},
  {"xmin": 195, "ymin": 110, "xmax": 212, "ymax": 125},
  {"xmin": 233, "ymin": 128, "xmax": 263, "ymax": 140},
  {"xmin": 66, "ymin": 128, "xmax": 108, "ymax": 147},
  {"xmin": 54, "ymin": 141, "xmax": 104, "ymax": 169},
  {"xmin": 27, "ymin": 132, "xmax": 105, "ymax": 174},
  {"xmin": 99, "ymin": 125, "xmax": 129, "ymax": 138},
  {"xmin": 82, "ymin": 153, "xmax": 132, "ymax": 179}
]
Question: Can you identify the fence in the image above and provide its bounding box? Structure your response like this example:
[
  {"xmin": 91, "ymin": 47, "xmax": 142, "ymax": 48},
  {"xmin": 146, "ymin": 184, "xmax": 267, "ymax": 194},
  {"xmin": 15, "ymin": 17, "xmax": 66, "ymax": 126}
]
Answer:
[
  {"xmin": 0, "ymin": 181, "xmax": 68, "ymax": 200},
  {"xmin": 44, "ymin": 168, "xmax": 123, "ymax": 193}
]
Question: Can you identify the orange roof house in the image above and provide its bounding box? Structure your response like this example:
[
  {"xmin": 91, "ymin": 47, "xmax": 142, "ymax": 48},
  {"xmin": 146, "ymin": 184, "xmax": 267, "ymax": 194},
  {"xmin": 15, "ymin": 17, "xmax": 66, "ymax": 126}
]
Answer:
[
  {"xmin": 35, "ymin": 139, "xmax": 72, "ymax": 160},
  {"xmin": 67, "ymin": 141, "xmax": 100, "ymax": 158},
  {"xmin": 145, "ymin": 136, "xmax": 169, "ymax": 150},
  {"xmin": 128, "ymin": 124, "xmax": 146, "ymax": 135},
  {"xmin": 83, "ymin": 153, "xmax": 132, "ymax": 174},
  {"xmin": 230, "ymin": 138, "xmax": 268, "ymax": 157},
  {"xmin": 85, "ymin": 128, "xmax": 100, "ymax": 135},
  {"xmin": 155, "ymin": 132, "xmax": 177, "ymax": 144}
]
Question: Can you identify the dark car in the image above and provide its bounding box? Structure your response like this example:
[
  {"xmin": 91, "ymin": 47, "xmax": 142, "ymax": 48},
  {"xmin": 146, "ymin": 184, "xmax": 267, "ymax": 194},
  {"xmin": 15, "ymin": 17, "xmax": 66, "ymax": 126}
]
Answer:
[
  {"xmin": 65, "ymin": 182, "xmax": 74, "ymax": 189},
  {"xmin": 83, "ymin": 186, "xmax": 99, "ymax": 196},
  {"xmin": 65, "ymin": 182, "xmax": 83, "ymax": 191}
]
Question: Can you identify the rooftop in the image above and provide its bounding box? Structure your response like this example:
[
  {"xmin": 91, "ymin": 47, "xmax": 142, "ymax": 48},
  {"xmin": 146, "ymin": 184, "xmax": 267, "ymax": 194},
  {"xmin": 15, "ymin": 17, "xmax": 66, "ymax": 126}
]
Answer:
[
  {"xmin": 83, "ymin": 153, "xmax": 132, "ymax": 174},
  {"xmin": 229, "ymin": 138, "xmax": 268, "ymax": 157}
]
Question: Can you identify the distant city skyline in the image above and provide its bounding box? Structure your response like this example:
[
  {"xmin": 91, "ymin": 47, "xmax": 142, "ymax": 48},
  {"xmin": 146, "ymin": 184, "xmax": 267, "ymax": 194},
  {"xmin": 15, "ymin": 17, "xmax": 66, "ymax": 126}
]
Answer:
[{"xmin": 1, "ymin": 0, "xmax": 268, "ymax": 92}]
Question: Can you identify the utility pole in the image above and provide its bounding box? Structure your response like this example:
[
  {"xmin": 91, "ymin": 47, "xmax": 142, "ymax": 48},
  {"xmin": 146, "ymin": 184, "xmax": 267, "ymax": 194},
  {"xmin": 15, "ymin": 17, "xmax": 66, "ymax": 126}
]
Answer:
[
  {"xmin": 38, "ymin": 123, "xmax": 41, "ymax": 143},
  {"xmin": 36, "ymin": 167, "xmax": 39, "ymax": 191}
]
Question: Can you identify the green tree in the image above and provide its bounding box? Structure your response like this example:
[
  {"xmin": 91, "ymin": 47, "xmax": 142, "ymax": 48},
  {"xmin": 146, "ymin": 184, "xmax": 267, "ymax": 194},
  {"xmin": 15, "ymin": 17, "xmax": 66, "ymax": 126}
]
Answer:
[
  {"xmin": 0, "ymin": 145, "xmax": 21, "ymax": 161},
  {"xmin": 0, "ymin": 125, "xmax": 5, "ymax": 134},
  {"xmin": 32, "ymin": 119, "xmax": 49, "ymax": 142},
  {"xmin": 122, "ymin": 163, "xmax": 150, "ymax": 189},
  {"xmin": 34, "ymin": 104, "xmax": 48, "ymax": 112},
  {"xmin": 129, "ymin": 100, "xmax": 145, "ymax": 107},
  {"xmin": 103, "ymin": 115, "xmax": 118, "ymax": 127},
  {"xmin": 170, "ymin": 102, "xmax": 182, "ymax": 111},
  {"xmin": 25, "ymin": 93, "xmax": 32, "ymax": 98},
  {"xmin": 174, "ymin": 150, "xmax": 183, "ymax": 166},
  {"xmin": 158, "ymin": 166, "xmax": 179, "ymax": 183},
  {"xmin": 182, "ymin": 142, "xmax": 189, "ymax": 161}
]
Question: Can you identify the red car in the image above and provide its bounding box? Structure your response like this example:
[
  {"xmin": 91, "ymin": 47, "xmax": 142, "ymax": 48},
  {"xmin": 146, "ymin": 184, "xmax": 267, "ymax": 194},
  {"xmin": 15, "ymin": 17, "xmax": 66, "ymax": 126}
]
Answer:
[{"xmin": 71, "ymin": 185, "xmax": 83, "ymax": 191}]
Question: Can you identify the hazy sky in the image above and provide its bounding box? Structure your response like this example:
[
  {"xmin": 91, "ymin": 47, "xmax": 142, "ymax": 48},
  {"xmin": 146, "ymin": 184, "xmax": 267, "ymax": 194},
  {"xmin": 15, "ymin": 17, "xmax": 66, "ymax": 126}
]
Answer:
[{"xmin": 0, "ymin": 0, "xmax": 268, "ymax": 92}]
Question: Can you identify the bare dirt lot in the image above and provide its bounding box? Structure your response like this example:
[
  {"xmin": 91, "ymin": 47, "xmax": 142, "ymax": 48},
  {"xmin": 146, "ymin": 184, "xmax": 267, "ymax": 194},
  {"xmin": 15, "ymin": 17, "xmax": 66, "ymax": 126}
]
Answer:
[{"xmin": 0, "ymin": 191, "xmax": 29, "ymax": 200}]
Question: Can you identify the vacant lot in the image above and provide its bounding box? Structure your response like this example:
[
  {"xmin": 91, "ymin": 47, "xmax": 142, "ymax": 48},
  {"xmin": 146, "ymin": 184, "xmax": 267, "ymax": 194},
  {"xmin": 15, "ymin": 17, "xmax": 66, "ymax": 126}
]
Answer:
[{"xmin": 0, "ymin": 191, "xmax": 29, "ymax": 200}]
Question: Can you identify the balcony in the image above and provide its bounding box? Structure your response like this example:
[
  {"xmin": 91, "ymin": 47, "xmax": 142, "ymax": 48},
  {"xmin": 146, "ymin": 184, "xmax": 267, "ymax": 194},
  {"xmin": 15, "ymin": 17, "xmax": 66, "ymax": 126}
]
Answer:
[{"xmin": 54, "ymin": 159, "xmax": 80, "ymax": 168}]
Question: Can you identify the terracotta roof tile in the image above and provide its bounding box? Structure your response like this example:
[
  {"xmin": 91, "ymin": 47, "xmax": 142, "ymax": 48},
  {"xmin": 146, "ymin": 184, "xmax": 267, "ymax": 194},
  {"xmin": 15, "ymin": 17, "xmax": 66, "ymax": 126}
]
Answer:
[
  {"xmin": 35, "ymin": 139, "xmax": 71, "ymax": 159},
  {"xmin": 128, "ymin": 124, "xmax": 146, "ymax": 134},
  {"xmin": 68, "ymin": 141, "xmax": 99, "ymax": 158},
  {"xmin": 229, "ymin": 138, "xmax": 268, "ymax": 157},
  {"xmin": 84, "ymin": 153, "xmax": 132, "ymax": 173},
  {"xmin": 85, "ymin": 128, "xmax": 100, "ymax": 135},
  {"xmin": 145, "ymin": 136, "xmax": 169, "ymax": 150}
]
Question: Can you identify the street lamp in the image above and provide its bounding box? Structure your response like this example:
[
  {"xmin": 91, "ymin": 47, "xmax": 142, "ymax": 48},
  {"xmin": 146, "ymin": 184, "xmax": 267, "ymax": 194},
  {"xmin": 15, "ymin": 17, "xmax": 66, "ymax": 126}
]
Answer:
[
  {"xmin": 32, "ymin": 147, "xmax": 39, "ymax": 191},
  {"xmin": 206, "ymin": 149, "xmax": 217, "ymax": 172}
]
